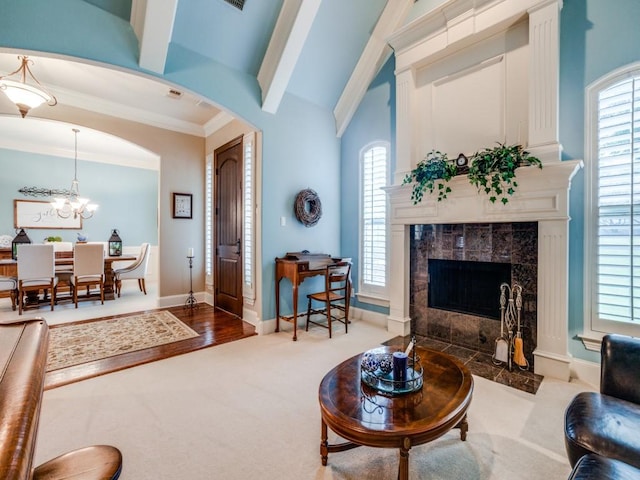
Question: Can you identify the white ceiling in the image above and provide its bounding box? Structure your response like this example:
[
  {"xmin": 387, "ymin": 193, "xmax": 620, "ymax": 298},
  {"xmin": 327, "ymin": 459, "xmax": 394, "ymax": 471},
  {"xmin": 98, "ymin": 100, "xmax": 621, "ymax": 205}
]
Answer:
[{"xmin": 0, "ymin": 0, "xmax": 414, "ymax": 164}]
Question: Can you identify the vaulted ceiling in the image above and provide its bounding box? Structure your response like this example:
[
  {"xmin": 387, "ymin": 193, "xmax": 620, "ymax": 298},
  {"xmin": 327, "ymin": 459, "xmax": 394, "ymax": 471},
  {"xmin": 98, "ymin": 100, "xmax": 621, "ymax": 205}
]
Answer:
[{"xmin": 0, "ymin": 0, "xmax": 415, "ymax": 161}]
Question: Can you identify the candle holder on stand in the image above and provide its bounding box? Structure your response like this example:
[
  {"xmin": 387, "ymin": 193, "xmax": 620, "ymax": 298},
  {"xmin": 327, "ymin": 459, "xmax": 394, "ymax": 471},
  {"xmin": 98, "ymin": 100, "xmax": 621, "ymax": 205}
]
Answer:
[{"xmin": 185, "ymin": 254, "xmax": 198, "ymax": 310}]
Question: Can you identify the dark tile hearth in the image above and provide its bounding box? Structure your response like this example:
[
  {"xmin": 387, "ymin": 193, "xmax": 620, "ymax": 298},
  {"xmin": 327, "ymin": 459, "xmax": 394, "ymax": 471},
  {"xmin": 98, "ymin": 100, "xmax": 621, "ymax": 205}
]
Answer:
[{"xmin": 383, "ymin": 335, "xmax": 543, "ymax": 395}]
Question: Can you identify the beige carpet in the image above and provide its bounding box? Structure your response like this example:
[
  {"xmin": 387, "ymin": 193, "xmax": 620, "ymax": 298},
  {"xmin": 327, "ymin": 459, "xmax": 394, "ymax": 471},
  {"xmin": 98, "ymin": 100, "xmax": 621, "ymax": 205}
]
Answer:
[
  {"xmin": 46, "ymin": 311, "xmax": 199, "ymax": 372},
  {"xmin": 34, "ymin": 320, "xmax": 594, "ymax": 479}
]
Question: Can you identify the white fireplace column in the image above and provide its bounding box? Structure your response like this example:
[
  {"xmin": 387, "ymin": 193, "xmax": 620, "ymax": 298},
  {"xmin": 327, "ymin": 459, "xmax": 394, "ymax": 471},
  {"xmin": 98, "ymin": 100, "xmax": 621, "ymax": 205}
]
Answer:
[
  {"xmin": 528, "ymin": 0, "xmax": 563, "ymax": 163},
  {"xmin": 535, "ymin": 219, "xmax": 572, "ymax": 379}
]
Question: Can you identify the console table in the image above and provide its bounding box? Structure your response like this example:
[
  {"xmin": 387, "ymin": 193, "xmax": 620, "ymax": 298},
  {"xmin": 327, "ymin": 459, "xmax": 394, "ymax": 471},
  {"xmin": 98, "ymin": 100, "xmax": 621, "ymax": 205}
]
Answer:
[{"xmin": 275, "ymin": 251, "xmax": 334, "ymax": 341}]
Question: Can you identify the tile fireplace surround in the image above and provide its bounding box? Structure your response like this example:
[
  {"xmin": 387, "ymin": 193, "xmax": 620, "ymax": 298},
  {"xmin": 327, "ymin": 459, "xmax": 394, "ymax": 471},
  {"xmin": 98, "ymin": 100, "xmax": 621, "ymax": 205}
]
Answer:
[{"xmin": 410, "ymin": 222, "xmax": 538, "ymax": 368}]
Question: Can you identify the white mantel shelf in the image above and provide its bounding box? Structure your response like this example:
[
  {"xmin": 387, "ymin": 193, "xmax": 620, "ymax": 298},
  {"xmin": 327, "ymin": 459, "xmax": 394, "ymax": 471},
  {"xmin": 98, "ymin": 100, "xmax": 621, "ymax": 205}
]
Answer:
[{"xmin": 387, "ymin": 160, "xmax": 582, "ymax": 226}]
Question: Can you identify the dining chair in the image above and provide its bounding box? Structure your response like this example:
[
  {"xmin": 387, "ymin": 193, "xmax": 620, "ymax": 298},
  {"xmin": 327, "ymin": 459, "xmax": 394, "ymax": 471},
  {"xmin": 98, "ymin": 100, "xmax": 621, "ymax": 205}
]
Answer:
[
  {"xmin": 305, "ymin": 260, "xmax": 352, "ymax": 338},
  {"xmin": 17, "ymin": 244, "xmax": 57, "ymax": 315},
  {"xmin": 0, "ymin": 276, "xmax": 18, "ymax": 311},
  {"xmin": 70, "ymin": 243, "xmax": 104, "ymax": 308},
  {"xmin": 52, "ymin": 242, "xmax": 74, "ymax": 296},
  {"xmin": 113, "ymin": 243, "xmax": 150, "ymax": 297}
]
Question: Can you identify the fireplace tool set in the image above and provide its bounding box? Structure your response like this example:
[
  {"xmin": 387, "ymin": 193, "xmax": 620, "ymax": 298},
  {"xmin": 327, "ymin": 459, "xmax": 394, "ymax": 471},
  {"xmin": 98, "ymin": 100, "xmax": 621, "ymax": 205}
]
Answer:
[{"xmin": 492, "ymin": 282, "xmax": 528, "ymax": 371}]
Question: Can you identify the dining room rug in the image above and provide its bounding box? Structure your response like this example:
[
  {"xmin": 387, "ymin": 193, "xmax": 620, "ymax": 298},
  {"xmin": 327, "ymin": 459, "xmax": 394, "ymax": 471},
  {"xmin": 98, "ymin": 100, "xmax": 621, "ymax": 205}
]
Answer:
[{"xmin": 46, "ymin": 311, "xmax": 200, "ymax": 372}]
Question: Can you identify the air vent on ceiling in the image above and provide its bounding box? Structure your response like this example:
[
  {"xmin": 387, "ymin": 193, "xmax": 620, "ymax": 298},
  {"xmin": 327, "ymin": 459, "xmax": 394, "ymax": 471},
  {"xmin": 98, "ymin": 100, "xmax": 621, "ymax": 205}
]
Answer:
[
  {"xmin": 167, "ymin": 88, "xmax": 183, "ymax": 99},
  {"xmin": 195, "ymin": 99, "xmax": 214, "ymax": 109},
  {"xmin": 223, "ymin": 0, "xmax": 245, "ymax": 11}
]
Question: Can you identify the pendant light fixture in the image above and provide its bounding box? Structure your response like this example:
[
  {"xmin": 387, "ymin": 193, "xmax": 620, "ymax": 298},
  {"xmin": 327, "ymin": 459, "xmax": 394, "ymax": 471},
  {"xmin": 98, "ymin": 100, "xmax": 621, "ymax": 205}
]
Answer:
[
  {"xmin": 51, "ymin": 128, "xmax": 98, "ymax": 219},
  {"xmin": 0, "ymin": 56, "xmax": 57, "ymax": 118}
]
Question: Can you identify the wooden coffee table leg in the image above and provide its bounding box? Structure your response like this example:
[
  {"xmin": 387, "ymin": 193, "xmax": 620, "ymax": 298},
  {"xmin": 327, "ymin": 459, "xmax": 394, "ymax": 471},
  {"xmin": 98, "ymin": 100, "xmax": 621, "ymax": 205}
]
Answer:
[
  {"xmin": 398, "ymin": 437, "xmax": 411, "ymax": 480},
  {"xmin": 320, "ymin": 417, "xmax": 362, "ymax": 467},
  {"xmin": 321, "ymin": 419, "xmax": 329, "ymax": 466},
  {"xmin": 456, "ymin": 414, "xmax": 469, "ymax": 441}
]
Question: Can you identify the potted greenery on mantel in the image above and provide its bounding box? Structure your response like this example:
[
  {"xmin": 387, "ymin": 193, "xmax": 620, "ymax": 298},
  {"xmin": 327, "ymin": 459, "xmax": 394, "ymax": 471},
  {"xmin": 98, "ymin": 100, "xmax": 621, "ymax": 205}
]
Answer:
[
  {"xmin": 403, "ymin": 143, "xmax": 542, "ymax": 205},
  {"xmin": 467, "ymin": 143, "xmax": 542, "ymax": 204},
  {"xmin": 402, "ymin": 150, "xmax": 457, "ymax": 203}
]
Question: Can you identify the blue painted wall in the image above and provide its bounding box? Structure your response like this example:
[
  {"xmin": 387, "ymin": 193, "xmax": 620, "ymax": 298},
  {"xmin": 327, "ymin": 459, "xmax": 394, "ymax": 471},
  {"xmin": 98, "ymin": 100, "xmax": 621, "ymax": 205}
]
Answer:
[
  {"xmin": 561, "ymin": 0, "xmax": 640, "ymax": 362},
  {"xmin": 0, "ymin": 0, "xmax": 341, "ymax": 321},
  {"xmin": 0, "ymin": 148, "xmax": 158, "ymax": 246},
  {"xmin": 340, "ymin": 56, "xmax": 396, "ymax": 315}
]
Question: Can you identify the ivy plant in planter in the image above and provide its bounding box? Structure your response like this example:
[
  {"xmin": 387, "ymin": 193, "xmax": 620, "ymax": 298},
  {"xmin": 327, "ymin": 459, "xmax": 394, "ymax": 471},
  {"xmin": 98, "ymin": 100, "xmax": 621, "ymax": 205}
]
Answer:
[
  {"xmin": 467, "ymin": 143, "xmax": 542, "ymax": 204},
  {"xmin": 403, "ymin": 150, "xmax": 457, "ymax": 204}
]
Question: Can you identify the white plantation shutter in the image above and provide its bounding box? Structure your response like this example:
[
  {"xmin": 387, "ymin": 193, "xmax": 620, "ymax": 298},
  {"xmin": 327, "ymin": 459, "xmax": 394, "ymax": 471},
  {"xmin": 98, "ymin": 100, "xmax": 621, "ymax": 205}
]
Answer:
[
  {"xmin": 205, "ymin": 154, "xmax": 213, "ymax": 281},
  {"xmin": 242, "ymin": 132, "xmax": 255, "ymax": 304},
  {"xmin": 360, "ymin": 143, "xmax": 389, "ymax": 296},
  {"xmin": 592, "ymin": 73, "xmax": 640, "ymax": 328}
]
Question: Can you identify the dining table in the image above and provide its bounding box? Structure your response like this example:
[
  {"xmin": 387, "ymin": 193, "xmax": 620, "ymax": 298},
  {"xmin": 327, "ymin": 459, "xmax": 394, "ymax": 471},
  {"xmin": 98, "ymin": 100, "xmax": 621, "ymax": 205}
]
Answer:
[{"xmin": 0, "ymin": 254, "xmax": 137, "ymax": 301}]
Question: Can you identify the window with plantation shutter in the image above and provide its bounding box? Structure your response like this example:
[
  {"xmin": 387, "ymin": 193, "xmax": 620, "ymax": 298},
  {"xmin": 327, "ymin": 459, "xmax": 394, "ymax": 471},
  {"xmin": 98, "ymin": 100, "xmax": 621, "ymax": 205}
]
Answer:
[
  {"xmin": 585, "ymin": 65, "xmax": 640, "ymax": 342},
  {"xmin": 205, "ymin": 154, "xmax": 213, "ymax": 282},
  {"xmin": 359, "ymin": 142, "xmax": 389, "ymax": 301},
  {"xmin": 242, "ymin": 132, "xmax": 255, "ymax": 304}
]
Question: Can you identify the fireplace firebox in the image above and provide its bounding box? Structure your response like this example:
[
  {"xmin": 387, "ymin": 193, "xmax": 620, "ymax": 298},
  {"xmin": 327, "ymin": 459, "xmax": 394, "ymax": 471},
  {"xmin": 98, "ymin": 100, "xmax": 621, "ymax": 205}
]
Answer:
[{"xmin": 428, "ymin": 259, "xmax": 511, "ymax": 320}]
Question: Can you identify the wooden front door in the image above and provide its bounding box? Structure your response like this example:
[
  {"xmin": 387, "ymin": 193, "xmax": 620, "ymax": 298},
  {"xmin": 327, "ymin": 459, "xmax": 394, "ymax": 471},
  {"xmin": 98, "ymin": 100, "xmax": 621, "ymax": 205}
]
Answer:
[{"xmin": 214, "ymin": 136, "xmax": 243, "ymax": 317}]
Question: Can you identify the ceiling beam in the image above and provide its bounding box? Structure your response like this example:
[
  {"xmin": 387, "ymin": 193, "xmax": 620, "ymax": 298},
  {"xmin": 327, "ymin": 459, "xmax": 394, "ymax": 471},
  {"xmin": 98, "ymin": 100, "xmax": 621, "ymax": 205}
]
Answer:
[
  {"xmin": 334, "ymin": 0, "xmax": 414, "ymax": 137},
  {"xmin": 257, "ymin": 0, "xmax": 321, "ymax": 114},
  {"xmin": 131, "ymin": 0, "xmax": 178, "ymax": 74}
]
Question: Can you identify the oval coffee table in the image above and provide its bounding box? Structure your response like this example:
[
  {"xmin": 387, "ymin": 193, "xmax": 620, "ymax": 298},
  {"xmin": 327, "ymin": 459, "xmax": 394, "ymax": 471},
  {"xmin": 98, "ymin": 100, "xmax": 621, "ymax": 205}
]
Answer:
[{"xmin": 318, "ymin": 346, "xmax": 473, "ymax": 480}]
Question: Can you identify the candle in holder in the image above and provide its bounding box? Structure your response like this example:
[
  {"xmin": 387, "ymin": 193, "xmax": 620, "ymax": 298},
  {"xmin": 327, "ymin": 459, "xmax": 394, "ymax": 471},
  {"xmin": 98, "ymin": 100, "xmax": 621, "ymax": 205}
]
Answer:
[
  {"xmin": 187, "ymin": 247, "xmax": 194, "ymax": 257},
  {"xmin": 392, "ymin": 351, "xmax": 408, "ymax": 389}
]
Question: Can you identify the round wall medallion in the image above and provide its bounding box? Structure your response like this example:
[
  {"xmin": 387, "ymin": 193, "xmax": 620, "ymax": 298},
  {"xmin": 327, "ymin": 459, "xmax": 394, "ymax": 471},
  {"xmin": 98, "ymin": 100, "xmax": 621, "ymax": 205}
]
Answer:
[{"xmin": 294, "ymin": 188, "xmax": 322, "ymax": 227}]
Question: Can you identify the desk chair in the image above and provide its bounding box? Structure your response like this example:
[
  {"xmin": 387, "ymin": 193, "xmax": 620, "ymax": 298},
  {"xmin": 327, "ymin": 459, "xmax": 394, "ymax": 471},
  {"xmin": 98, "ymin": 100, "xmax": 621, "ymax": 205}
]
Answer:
[
  {"xmin": 306, "ymin": 260, "xmax": 352, "ymax": 338},
  {"xmin": 113, "ymin": 243, "xmax": 150, "ymax": 297},
  {"xmin": 17, "ymin": 244, "xmax": 57, "ymax": 315},
  {"xmin": 70, "ymin": 243, "xmax": 104, "ymax": 308},
  {"xmin": 0, "ymin": 276, "xmax": 17, "ymax": 310}
]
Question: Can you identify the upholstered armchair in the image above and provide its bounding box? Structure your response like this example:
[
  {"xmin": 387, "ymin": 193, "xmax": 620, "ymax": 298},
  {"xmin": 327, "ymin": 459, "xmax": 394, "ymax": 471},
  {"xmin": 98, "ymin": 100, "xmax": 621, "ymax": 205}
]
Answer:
[
  {"xmin": 564, "ymin": 334, "xmax": 640, "ymax": 470},
  {"xmin": 113, "ymin": 243, "xmax": 150, "ymax": 297}
]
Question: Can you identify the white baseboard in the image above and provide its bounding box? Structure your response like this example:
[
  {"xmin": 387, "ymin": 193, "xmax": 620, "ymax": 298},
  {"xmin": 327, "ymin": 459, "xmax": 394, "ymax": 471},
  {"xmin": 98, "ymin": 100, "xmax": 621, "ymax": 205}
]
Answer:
[
  {"xmin": 158, "ymin": 291, "xmax": 206, "ymax": 308},
  {"xmin": 259, "ymin": 307, "xmax": 389, "ymax": 336},
  {"xmin": 349, "ymin": 306, "xmax": 388, "ymax": 329},
  {"xmin": 570, "ymin": 358, "xmax": 600, "ymax": 389}
]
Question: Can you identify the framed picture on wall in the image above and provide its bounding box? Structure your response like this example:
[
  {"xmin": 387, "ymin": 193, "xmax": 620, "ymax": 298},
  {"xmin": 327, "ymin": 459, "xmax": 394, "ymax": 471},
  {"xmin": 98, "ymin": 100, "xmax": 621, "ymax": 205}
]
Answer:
[
  {"xmin": 173, "ymin": 193, "xmax": 193, "ymax": 219},
  {"xmin": 14, "ymin": 199, "xmax": 82, "ymax": 229}
]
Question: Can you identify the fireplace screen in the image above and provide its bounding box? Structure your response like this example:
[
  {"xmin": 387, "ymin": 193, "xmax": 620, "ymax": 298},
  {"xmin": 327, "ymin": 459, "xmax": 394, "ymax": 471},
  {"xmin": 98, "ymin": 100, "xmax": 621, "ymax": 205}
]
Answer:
[{"xmin": 428, "ymin": 259, "xmax": 511, "ymax": 319}]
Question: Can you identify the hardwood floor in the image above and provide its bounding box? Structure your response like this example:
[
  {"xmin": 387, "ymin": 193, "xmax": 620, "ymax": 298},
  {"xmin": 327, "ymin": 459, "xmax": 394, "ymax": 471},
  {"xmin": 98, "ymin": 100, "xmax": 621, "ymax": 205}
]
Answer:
[{"xmin": 44, "ymin": 304, "xmax": 256, "ymax": 390}]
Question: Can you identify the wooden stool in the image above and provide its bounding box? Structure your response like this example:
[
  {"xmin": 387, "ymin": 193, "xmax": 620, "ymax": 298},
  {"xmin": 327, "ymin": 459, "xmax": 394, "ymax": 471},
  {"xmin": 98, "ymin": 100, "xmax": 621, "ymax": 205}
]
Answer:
[{"xmin": 32, "ymin": 445, "xmax": 122, "ymax": 480}]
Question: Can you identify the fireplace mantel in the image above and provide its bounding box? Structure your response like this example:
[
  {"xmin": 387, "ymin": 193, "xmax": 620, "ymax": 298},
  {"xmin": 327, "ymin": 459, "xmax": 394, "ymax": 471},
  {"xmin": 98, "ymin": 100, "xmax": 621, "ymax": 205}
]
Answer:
[{"xmin": 387, "ymin": 160, "xmax": 582, "ymax": 226}]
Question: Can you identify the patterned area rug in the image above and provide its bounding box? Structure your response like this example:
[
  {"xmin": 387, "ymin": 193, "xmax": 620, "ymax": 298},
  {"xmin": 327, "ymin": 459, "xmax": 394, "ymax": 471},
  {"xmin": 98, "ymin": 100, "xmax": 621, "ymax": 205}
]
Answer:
[{"xmin": 46, "ymin": 311, "xmax": 200, "ymax": 372}]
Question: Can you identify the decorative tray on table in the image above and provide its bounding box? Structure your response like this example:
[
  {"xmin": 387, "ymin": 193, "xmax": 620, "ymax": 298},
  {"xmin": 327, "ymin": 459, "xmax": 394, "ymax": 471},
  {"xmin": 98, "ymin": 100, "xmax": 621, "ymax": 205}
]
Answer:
[{"xmin": 360, "ymin": 345, "xmax": 423, "ymax": 396}]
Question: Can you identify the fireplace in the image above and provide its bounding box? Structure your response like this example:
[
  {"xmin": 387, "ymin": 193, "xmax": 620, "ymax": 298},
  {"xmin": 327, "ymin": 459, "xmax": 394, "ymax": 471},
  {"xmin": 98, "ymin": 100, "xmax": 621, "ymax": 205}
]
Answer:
[{"xmin": 385, "ymin": 0, "xmax": 582, "ymax": 380}]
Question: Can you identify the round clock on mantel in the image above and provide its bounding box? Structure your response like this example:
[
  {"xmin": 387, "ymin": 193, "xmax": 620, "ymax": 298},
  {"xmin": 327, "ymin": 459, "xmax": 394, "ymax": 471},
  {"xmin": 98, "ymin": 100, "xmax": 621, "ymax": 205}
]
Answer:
[{"xmin": 456, "ymin": 153, "xmax": 468, "ymax": 167}]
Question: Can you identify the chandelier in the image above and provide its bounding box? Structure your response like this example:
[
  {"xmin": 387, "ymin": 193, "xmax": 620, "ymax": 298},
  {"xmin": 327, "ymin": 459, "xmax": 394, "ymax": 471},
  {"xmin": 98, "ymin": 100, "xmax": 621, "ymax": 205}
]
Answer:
[
  {"xmin": 51, "ymin": 129, "xmax": 98, "ymax": 219},
  {"xmin": 0, "ymin": 56, "xmax": 57, "ymax": 118}
]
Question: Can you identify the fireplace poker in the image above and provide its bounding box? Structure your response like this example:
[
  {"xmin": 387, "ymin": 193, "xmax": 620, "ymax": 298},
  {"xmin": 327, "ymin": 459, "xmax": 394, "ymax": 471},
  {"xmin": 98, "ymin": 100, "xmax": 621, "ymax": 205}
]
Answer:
[{"xmin": 512, "ymin": 284, "xmax": 528, "ymax": 369}]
